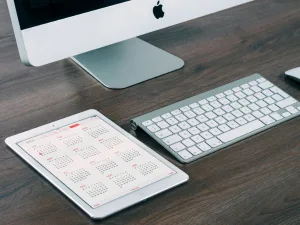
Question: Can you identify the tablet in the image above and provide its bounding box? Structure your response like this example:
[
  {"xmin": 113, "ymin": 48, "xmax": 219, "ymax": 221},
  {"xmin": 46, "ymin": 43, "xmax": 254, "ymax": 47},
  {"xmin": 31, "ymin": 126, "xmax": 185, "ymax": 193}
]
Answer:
[{"xmin": 5, "ymin": 109, "xmax": 188, "ymax": 219}]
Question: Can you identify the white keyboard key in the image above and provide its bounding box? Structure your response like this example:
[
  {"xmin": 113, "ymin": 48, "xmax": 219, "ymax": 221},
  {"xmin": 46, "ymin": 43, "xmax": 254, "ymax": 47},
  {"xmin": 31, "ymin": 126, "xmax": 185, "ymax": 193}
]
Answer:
[
  {"xmin": 233, "ymin": 87, "xmax": 242, "ymax": 92},
  {"xmin": 218, "ymin": 120, "xmax": 265, "ymax": 143},
  {"xmin": 235, "ymin": 92, "xmax": 247, "ymax": 99},
  {"xmin": 196, "ymin": 115, "xmax": 208, "ymax": 123},
  {"xmin": 162, "ymin": 113, "xmax": 172, "ymax": 119},
  {"xmin": 170, "ymin": 142, "xmax": 185, "ymax": 152},
  {"xmin": 206, "ymin": 120, "xmax": 218, "ymax": 128},
  {"xmin": 193, "ymin": 107, "xmax": 205, "ymax": 115},
  {"xmin": 264, "ymin": 97, "xmax": 275, "ymax": 104},
  {"xmin": 238, "ymin": 99, "xmax": 250, "ymax": 106},
  {"xmin": 189, "ymin": 103, "xmax": 199, "ymax": 109},
  {"xmin": 230, "ymin": 102, "xmax": 242, "ymax": 109},
  {"xmin": 278, "ymin": 90, "xmax": 289, "ymax": 98},
  {"xmin": 259, "ymin": 81, "xmax": 273, "ymax": 89},
  {"xmin": 252, "ymin": 111, "xmax": 264, "ymax": 118},
  {"xmin": 201, "ymin": 131, "xmax": 214, "ymax": 140},
  {"xmin": 166, "ymin": 117, "xmax": 178, "ymax": 125},
  {"xmin": 246, "ymin": 96, "xmax": 258, "ymax": 103},
  {"xmin": 191, "ymin": 135, "xmax": 204, "ymax": 143},
  {"xmin": 232, "ymin": 110, "xmax": 244, "ymax": 117},
  {"xmin": 286, "ymin": 106, "xmax": 295, "ymax": 112},
  {"xmin": 197, "ymin": 142, "xmax": 211, "ymax": 151},
  {"xmin": 210, "ymin": 128, "xmax": 222, "ymax": 135},
  {"xmin": 179, "ymin": 130, "xmax": 192, "ymax": 139},
  {"xmin": 169, "ymin": 125, "xmax": 181, "ymax": 133},
  {"xmin": 250, "ymin": 86, "xmax": 262, "ymax": 93},
  {"xmin": 188, "ymin": 127, "xmax": 201, "ymax": 135},
  {"xmin": 256, "ymin": 100, "xmax": 268, "ymax": 108},
  {"xmin": 270, "ymin": 87, "xmax": 289, "ymax": 98},
  {"xmin": 152, "ymin": 116, "xmax": 162, "ymax": 123},
  {"xmin": 227, "ymin": 95, "xmax": 239, "ymax": 102},
  {"xmin": 268, "ymin": 104, "xmax": 280, "ymax": 112},
  {"xmin": 188, "ymin": 146, "xmax": 202, "ymax": 155},
  {"xmin": 260, "ymin": 116, "xmax": 275, "ymax": 125},
  {"xmin": 254, "ymin": 92, "xmax": 266, "ymax": 100},
  {"xmin": 148, "ymin": 124, "xmax": 160, "ymax": 132},
  {"xmin": 142, "ymin": 120, "xmax": 153, "ymax": 126},
  {"xmin": 207, "ymin": 96, "xmax": 217, "ymax": 102},
  {"xmin": 236, "ymin": 117, "xmax": 247, "ymax": 125},
  {"xmin": 216, "ymin": 93, "xmax": 225, "ymax": 98},
  {"xmin": 171, "ymin": 109, "xmax": 181, "ymax": 116},
  {"xmin": 270, "ymin": 113, "xmax": 283, "ymax": 121},
  {"xmin": 215, "ymin": 116, "xmax": 227, "ymax": 124},
  {"xmin": 197, "ymin": 123, "xmax": 210, "ymax": 131},
  {"xmin": 222, "ymin": 105, "xmax": 234, "ymax": 113},
  {"xmin": 210, "ymin": 101, "xmax": 222, "ymax": 108},
  {"xmin": 286, "ymin": 106, "xmax": 298, "ymax": 114},
  {"xmin": 175, "ymin": 114, "xmax": 188, "ymax": 122},
  {"xmin": 205, "ymin": 112, "xmax": 217, "ymax": 119},
  {"xmin": 219, "ymin": 124, "xmax": 231, "ymax": 132},
  {"xmin": 206, "ymin": 138, "xmax": 223, "ymax": 148},
  {"xmin": 182, "ymin": 139, "xmax": 195, "ymax": 147},
  {"xmin": 155, "ymin": 129, "xmax": 172, "ymax": 139},
  {"xmin": 262, "ymin": 89, "xmax": 273, "ymax": 97},
  {"xmin": 187, "ymin": 118, "xmax": 199, "ymax": 126},
  {"xmin": 184, "ymin": 110, "xmax": 196, "ymax": 118},
  {"xmin": 202, "ymin": 104, "xmax": 214, "ymax": 112},
  {"xmin": 272, "ymin": 94, "xmax": 283, "ymax": 102},
  {"xmin": 276, "ymin": 97, "xmax": 297, "ymax": 108},
  {"xmin": 282, "ymin": 112, "xmax": 291, "ymax": 117},
  {"xmin": 180, "ymin": 106, "xmax": 190, "ymax": 112},
  {"xmin": 199, "ymin": 99, "xmax": 208, "ymax": 105},
  {"xmin": 260, "ymin": 107, "xmax": 272, "ymax": 115},
  {"xmin": 225, "ymin": 90, "xmax": 233, "ymax": 95},
  {"xmin": 240, "ymin": 106, "xmax": 252, "ymax": 114},
  {"xmin": 248, "ymin": 103, "xmax": 260, "ymax": 111},
  {"xmin": 178, "ymin": 122, "xmax": 191, "ymax": 129},
  {"xmin": 157, "ymin": 121, "xmax": 169, "ymax": 129},
  {"xmin": 219, "ymin": 98, "xmax": 230, "ymax": 105},
  {"xmin": 241, "ymin": 83, "xmax": 250, "ymax": 89},
  {"xmin": 227, "ymin": 121, "xmax": 239, "ymax": 129},
  {"xmin": 214, "ymin": 108, "xmax": 226, "ymax": 116},
  {"xmin": 257, "ymin": 78, "xmax": 266, "ymax": 83},
  {"xmin": 178, "ymin": 150, "xmax": 193, "ymax": 160},
  {"xmin": 163, "ymin": 134, "xmax": 182, "ymax": 145},
  {"xmin": 249, "ymin": 81, "xmax": 258, "ymax": 86},
  {"xmin": 171, "ymin": 110, "xmax": 181, "ymax": 116},
  {"xmin": 223, "ymin": 113, "xmax": 235, "ymax": 121},
  {"xmin": 243, "ymin": 89, "xmax": 254, "ymax": 96},
  {"xmin": 244, "ymin": 114, "xmax": 256, "ymax": 122}
]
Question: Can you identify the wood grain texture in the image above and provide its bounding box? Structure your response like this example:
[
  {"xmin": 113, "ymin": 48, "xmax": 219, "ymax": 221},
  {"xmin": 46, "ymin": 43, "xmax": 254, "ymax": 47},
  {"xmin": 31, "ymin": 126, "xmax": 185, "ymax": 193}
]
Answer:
[{"xmin": 1, "ymin": 0, "xmax": 300, "ymax": 224}]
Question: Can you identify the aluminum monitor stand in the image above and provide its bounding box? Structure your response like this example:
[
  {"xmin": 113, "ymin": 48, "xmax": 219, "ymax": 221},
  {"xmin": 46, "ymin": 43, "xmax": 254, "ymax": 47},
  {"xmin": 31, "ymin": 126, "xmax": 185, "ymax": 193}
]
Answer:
[{"xmin": 71, "ymin": 38, "xmax": 184, "ymax": 89}]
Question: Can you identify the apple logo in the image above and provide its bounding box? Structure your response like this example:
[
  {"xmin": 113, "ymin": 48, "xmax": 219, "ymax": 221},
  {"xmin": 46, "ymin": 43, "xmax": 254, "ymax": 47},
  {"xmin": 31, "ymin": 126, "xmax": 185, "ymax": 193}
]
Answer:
[{"xmin": 153, "ymin": 1, "xmax": 165, "ymax": 19}]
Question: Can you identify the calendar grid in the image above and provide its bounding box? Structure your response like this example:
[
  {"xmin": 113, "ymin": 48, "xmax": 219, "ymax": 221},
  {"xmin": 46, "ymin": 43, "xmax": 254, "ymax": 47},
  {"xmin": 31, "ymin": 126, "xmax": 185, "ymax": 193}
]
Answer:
[{"xmin": 18, "ymin": 116, "xmax": 176, "ymax": 208}]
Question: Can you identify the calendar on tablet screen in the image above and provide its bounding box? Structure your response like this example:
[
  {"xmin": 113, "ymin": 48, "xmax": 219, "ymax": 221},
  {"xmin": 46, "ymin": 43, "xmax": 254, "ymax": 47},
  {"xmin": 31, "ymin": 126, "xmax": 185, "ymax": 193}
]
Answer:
[{"xmin": 18, "ymin": 116, "xmax": 176, "ymax": 208}]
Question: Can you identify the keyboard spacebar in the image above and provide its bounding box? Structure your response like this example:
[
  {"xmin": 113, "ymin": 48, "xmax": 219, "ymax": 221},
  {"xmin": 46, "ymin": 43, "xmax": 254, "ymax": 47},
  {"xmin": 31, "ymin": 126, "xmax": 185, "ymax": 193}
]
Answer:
[{"xmin": 218, "ymin": 120, "xmax": 265, "ymax": 143}]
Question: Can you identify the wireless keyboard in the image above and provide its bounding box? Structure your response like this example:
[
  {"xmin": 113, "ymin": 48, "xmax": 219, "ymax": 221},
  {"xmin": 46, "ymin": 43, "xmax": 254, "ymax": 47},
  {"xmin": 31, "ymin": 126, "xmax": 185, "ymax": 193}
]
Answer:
[{"xmin": 131, "ymin": 74, "xmax": 300, "ymax": 163}]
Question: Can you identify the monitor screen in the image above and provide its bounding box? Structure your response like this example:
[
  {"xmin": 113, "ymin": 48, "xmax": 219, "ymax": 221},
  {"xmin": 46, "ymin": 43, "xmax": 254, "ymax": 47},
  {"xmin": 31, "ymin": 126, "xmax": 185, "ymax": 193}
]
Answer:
[{"xmin": 14, "ymin": 0, "xmax": 130, "ymax": 30}]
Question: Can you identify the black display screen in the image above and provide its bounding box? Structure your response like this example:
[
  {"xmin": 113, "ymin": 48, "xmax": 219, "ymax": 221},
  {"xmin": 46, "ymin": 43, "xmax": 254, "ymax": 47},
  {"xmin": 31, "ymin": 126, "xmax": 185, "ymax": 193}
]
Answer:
[{"xmin": 14, "ymin": 0, "xmax": 130, "ymax": 30}]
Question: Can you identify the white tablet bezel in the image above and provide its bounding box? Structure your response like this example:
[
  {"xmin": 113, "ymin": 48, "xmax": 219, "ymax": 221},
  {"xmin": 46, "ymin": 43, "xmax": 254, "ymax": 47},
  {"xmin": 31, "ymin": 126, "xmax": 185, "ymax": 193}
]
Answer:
[{"xmin": 5, "ymin": 109, "xmax": 189, "ymax": 219}]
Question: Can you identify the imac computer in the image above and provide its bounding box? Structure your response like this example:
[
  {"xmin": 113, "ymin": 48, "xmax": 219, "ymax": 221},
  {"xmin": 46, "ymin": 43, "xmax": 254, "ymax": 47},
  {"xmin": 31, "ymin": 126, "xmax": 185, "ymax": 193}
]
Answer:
[{"xmin": 7, "ymin": 0, "xmax": 253, "ymax": 89}]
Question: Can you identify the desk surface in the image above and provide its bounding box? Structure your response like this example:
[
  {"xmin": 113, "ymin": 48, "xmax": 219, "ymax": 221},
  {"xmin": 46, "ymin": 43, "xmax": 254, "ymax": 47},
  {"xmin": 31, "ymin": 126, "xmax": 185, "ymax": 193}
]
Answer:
[{"xmin": 1, "ymin": 0, "xmax": 300, "ymax": 224}]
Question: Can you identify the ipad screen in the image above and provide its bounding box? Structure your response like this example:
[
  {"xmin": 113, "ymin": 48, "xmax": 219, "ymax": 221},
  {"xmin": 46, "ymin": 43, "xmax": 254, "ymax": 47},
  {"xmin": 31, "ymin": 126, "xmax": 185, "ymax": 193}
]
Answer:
[{"xmin": 18, "ymin": 116, "xmax": 176, "ymax": 208}]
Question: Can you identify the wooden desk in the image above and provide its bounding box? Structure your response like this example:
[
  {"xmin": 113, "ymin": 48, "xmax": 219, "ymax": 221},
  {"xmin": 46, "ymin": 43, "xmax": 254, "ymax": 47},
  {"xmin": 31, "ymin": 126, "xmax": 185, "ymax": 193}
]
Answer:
[{"xmin": 1, "ymin": 0, "xmax": 300, "ymax": 224}]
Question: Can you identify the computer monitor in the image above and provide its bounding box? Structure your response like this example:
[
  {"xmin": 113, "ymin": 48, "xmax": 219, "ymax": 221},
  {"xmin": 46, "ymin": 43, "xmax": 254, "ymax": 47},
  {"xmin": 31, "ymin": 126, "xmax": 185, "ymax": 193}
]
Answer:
[{"xmin": 7, "ymin": 0, "xmax": 253, "ymax": 88}]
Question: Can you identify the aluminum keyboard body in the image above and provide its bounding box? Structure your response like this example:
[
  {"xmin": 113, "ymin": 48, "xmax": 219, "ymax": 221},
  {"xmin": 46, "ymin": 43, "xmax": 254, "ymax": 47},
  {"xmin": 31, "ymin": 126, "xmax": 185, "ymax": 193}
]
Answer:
[{"xmin": 131, "ymin": 74, "xmax": 300, "ymax": 163}]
